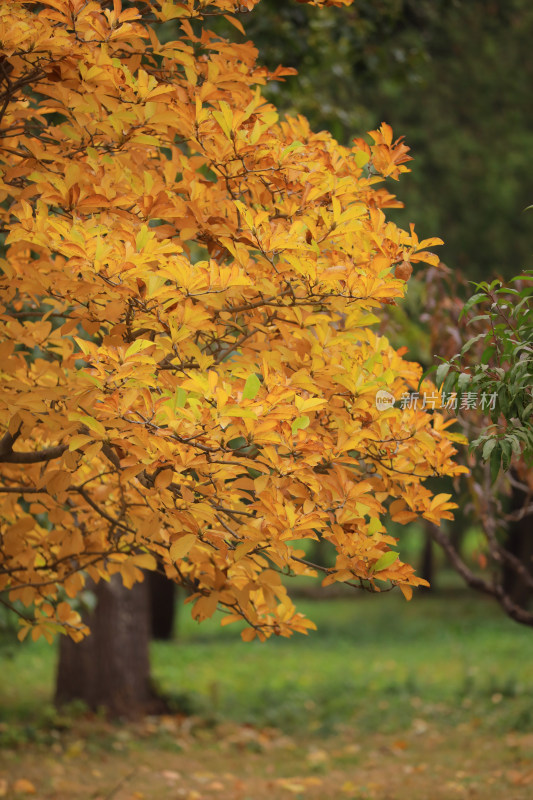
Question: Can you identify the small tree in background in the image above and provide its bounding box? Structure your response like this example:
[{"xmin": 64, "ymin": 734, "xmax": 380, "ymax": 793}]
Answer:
[{"xmin": 425, "ymin": 269, "xmax": 533, "ymax": 625}]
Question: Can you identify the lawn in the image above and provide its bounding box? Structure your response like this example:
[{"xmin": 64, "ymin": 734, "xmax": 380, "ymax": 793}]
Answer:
[{"xmin": 1, "ymin": 588, "xmax": 533, "ymax": 799}]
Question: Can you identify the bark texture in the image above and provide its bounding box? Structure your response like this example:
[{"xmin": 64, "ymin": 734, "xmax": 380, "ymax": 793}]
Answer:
[
  {"xmin": 55, "ymin": 575, "xmax": 165, "ymax": 718},
  {"xmin": 503, "ymin": 478, "xmax": 533, "ymax": 608}
]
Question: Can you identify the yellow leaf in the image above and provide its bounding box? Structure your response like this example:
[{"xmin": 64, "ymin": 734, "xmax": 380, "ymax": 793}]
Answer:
[
  {"xmin": 79, "ymin": 415, "xmax": 106, "ymax": 438},
  {"xmin": 155, "ymin": 469, "xmax": 174, "ymax": 490},
  {"xmin": 46, "ymin": 470, "xmax": 72, "ymax": 494},
  {"xmin": 399, "ymin": 584, "xmax": 413, "ymax": 601},
  {"xmin": 192, "ymin": 594, "xmax": 218, "ymax": 620},
  {"xmin": 131, "ymin": 553, "xmax": 158, "ymax": 570},
  {"xmin": 68, "ymin": 434, "xmax": 94, "ymax": 451},
  {"xmin": 169, "ymin": 534, "xmax": 196, "ymax": 561}
]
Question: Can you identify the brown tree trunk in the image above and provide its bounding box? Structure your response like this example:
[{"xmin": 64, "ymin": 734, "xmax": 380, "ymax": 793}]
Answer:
[
  {"xmin": 502, "ymin": 477, "xmax": 533, "ymax": 608},
  {"xmin": 419, "ymin": 523, "xmax": 435, "ymax": 591},
  {"xmin": 55, "ymin": 574, "xmax": 166, "ymax": 718},
  {"xmin": 147, "ymin": 566, "xmax": 176, "ymax": 640}
]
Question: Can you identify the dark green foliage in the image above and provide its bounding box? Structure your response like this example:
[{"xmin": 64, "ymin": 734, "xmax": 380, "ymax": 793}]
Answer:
[
  {"xmin": 237, "ymin": 0, "xmax": 533, "ymax": 279},
  {"xmin": 433, "ymin": 271, "xmax": 533, "ymax": 478}
]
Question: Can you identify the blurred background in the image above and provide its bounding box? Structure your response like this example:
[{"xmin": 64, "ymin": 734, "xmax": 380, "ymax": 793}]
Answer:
[
  {"xmin": 244, "ymin": 0, "xmax": 533, "ymax": 280},
  {"xmin": 1, "ymin": 2, "xmax": 532, "ymax": 797}
]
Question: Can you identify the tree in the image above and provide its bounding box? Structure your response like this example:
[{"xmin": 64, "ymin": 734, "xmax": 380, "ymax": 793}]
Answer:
[
  {"xmin": 1, "ymin": 0, "xmax": 466, "ymax": 711},
  {"xmin": 423, "ymin": 268, "xmax": 533, "ymax": 626}
]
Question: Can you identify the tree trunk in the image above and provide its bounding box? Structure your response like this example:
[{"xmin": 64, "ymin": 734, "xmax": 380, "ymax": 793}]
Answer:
[
  {"xmin": 147, "ymin": 566, "xmax": 176, "ymax": 640},
  {"xmin": 55, "ymin": 574, "xmax": 165, "ymax": 718},
  {"xmin": 419, "ymin": 523, "xmax": 435, "ymax": 591},
  {"xmin": 502, "ymin": 477, "xmax": 533, "ymax": 608}
]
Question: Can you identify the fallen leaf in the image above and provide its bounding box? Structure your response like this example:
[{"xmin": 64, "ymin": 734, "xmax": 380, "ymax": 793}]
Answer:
[
  {"xmin": 508, "ymin": 769, "xmax": 533, "ymax": 786},
  {"xmin": 392, "ymin": 739, "xmax": 408, "ymax": 751},
  {"xmin": 162, "ymin": 771, "xmax": 182, "ymax": 782},
  {"xmin": 12, "ymin": 780, "xmax": 36, "ymax": 795},
  {"xmin": 276, "ymin": 779, "xmax": 305, "ymax": 793},
  {"xmin": 306, "ymin": 748, "xmax": 328, "ymax": 765}
]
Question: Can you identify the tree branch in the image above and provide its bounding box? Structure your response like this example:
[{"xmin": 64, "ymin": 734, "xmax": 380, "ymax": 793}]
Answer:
[
  {"xmin": 427, "ymin": 522, "xmax": 497, "ymax": 597},
  {"xmin": 0, "ymin": 444, "xmax": 68, "ymax": 463}
]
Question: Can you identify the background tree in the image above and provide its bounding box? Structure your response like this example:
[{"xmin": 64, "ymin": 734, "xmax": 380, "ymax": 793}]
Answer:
[{"xmin": 427, "ymin": 269, "xmax": 533, "ymax": 625}]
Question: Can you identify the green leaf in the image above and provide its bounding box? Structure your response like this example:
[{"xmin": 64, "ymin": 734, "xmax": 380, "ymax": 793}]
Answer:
[
  {"xmin": 175, "ymin": 387, "xmax": 187, "ymax": 408},
  {"xmin": 490, "ymin": 445, "xmax": 501, "ymax": 483},
  {"xmin": 499, "ymin": 388, "xmax": 510, "ymax": 416},
  {"xmin": 509, "ymin": 435, "xmax": 522, "ymax": 458},
  {"xmin": 291, "ymin": 415, "xmax": 310, "ymax": 435},
  {"xmin": 460, "ymin": 292, "xmax": 487, "ymax": 319},
  {"xmin": 280, "ymin": 140, "xmax": 303, "ymax": 158},
  {"xmin": 367, "ymin": 517, "xmax": 382, "ymax": 535},
  {"xmin": 457, "ymin": 372, "xmax": 472, "ymax": 392},
  {"xmin": 468, "ymin": 314, "xmax": 490, "ymax": 326},
  {"xmin": 523, "ymin": 400, "xmax": 533, "ymax": 419},
  {"xmin": 481, "ymin": 346, "xmax": 496, "ymax": 364},
  {"xmin": 242, "ymin": 373, "xmax": 261, "ymax": 400},
  {"xmin": 443, "ymin": 371, "xmax": 457, "ymax": 394},
  {"xmin": 228, "ymin": 436, "xmax": 247, "ymax": 450},
  {"xmin": 125, "ymin": 338, "xmax": 153, "ymax": 359},
  {"xmin": 435, "ymin": 362, "xmax": 451, "ymax": 387},
  {"xmin": 372, "ymin": 551, "xmax": 399, "ymax": 572},
  {"xmin": 135, "ymin": 224, "xmax": 150, "ymax": 252},
  {"xmin": 501, "ymin": 439, "xmax": 512, "ymax": 472},
  {"xmin": 461, "ymin": 332, "xmax": 487, "ymax": 356},
  {"xmin": 482, "ymin": 438, "xmax": 497, "ymax": 461}
]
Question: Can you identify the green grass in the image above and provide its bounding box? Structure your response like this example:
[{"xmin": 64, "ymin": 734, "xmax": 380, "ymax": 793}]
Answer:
[
  {"xmin": 152, "ymin": 589, "xmax": 533, "ymax": 734},
  {"xmin": 2, "ymin": 588, "xmax": 532, "ymax": 745}
]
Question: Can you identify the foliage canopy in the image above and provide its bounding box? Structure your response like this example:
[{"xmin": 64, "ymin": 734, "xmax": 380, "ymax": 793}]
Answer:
[{"xmin": 0, "ymin": 0, "xmax": 465, "ymax": 642}]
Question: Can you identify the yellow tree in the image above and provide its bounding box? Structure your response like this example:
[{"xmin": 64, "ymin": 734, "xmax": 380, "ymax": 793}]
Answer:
[{"xmin": 0, "ymin": 0, "xmax": 466, "ymax": 659}]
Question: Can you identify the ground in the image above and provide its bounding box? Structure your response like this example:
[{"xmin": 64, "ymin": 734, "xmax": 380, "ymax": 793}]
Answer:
[
  {"xmin": 1, "ymin": 587, "xmax": 533, "ymax": 799},
  {"xmin": 2, "ymin": 715, "xmax": 533, "ymax": 799}
]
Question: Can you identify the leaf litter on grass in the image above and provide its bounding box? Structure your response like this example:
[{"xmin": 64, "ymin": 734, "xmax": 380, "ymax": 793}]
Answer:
[{"xmin": 1, "ymin": 714, "xmax": 533, "ymax": 800}]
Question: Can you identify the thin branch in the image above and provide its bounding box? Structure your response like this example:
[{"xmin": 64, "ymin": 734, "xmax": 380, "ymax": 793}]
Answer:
[
  {"xmin": 0, "ymin": 486, "xmax": 45, "ymax": 494},
  {"xmin": 74, "ymin": 486, "xmax": 132, "ymax": 534},
  {"xmin": 427, "ymin": 523, "xmax": 497, "ymax": 597},
  {"xmin": 0, "ymin": 595, "xmax": 33, "ymax": 622}
]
